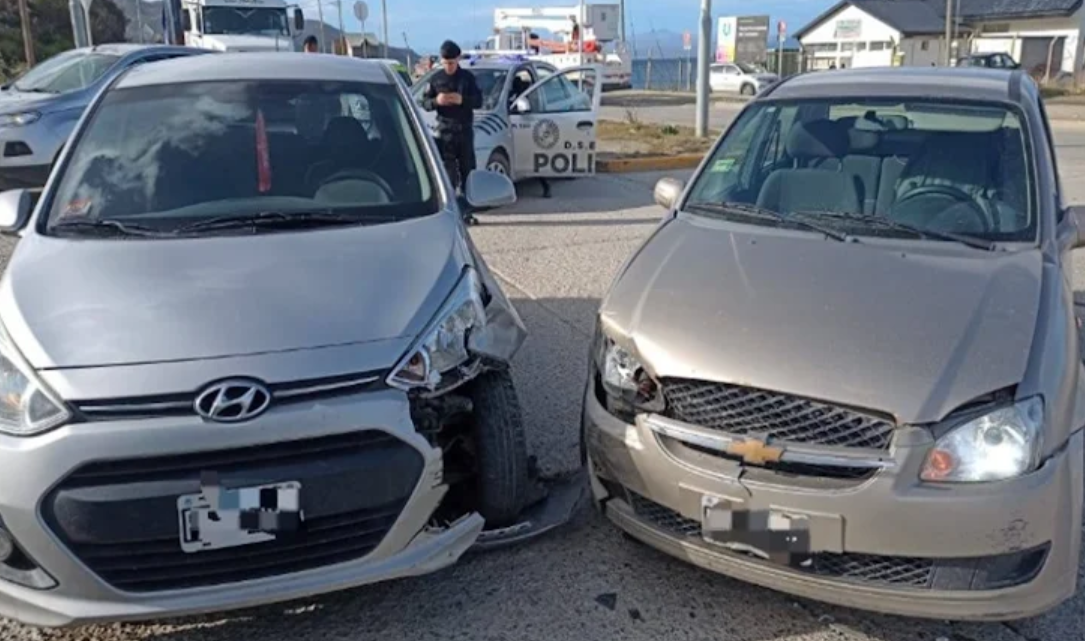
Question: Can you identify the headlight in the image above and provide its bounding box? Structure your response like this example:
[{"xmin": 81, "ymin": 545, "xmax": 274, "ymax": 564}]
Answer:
[
  {"xmin": 592, "ymin": 324, "xmax": 664, "ymax": 419},
  {"xmin": 0, "ymin": 112, "xmax": 40, "ymax": 127},
  {"xmin": 387, "ymin": 268, "xmax": 487, "ymax": 392},
  {"xmin": 920, "ymin": 397, "xmax": 1044, "ymax": 483},
  {"xmin": 0, "ymin": 322, "xmax": 70, "ymax": 436}
]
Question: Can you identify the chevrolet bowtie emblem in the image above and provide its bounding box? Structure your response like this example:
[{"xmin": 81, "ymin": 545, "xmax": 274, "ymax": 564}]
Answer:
[{"xmin": 726, "ymin": 438, "xmax": 784, "ymax": 465}]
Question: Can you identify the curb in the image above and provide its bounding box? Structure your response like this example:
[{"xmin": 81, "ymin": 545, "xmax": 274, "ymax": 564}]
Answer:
[{"xmin": 597, "ymin": 154, "xmax": 704, "ymax": 173}]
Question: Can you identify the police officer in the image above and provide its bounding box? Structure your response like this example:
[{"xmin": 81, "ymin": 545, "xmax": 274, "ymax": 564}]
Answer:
[{"xmin": 421, "ymin": 40, "xmax": 483, "ymax": 223}]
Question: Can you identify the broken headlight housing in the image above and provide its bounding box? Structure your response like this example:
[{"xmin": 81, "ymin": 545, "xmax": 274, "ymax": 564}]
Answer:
[
  {"xmin": 920, "ymin": 397, "xmax": 1044, "ymax": 483},
  {"xmin": 592, "ymin": 322, "xmax": 664, "ymax": 422},
  {"xmin": 0, "ymin": 321, "xmax": 70, "ymax": 436},
  {"xmin": 387, "ymin": 268, "xmax": 487, "ymax": 394}
]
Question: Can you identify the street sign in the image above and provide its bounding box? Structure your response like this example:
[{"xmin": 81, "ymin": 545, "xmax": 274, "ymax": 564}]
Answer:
[
  {"xmin": 778, "ymin": 19, "xmax": 787, "ymax": 39},
  {"xmin": 353, "ymin": 1, "xmax": 369, "ymax": 22},
  {"xmin": 683, "ymin": 31, "xmax": 692, "ymax": 51}
]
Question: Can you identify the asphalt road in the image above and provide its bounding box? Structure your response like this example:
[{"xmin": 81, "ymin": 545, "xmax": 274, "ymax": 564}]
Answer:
[{"xmin": 2, "ymin": 136, "xmax": 1085, "ymax": 641}]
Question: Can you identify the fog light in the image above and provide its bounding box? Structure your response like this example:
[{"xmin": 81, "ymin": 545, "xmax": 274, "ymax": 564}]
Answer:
[{"xmin": 0, "ymin": 528, "xmax": 12, "ymax": 563}]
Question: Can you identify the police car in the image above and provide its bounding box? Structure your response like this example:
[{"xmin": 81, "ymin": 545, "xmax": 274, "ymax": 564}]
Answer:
[{"xmin": 411, "ymin": 54, "xmax": 603, "ymax": 182}]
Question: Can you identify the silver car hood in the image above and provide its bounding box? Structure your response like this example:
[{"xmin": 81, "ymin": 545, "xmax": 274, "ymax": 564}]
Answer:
[
  {"xmin": 1, "ymin": 213, "xmax": 469, "ymax": 369},
  {"xmin": 601, "ymin": 216, "xmax": 1042, "ymax": 425}
]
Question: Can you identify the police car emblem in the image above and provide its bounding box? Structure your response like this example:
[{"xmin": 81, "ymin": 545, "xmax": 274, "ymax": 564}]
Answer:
[{"xmin": 532, "ymin": 119, "xmax": 560, "ymax": 150}]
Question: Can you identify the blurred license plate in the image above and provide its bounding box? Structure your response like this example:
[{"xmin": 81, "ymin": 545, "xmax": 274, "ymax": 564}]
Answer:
[
  {"xmin": 178, "ymin": 481, "xmax": 302, "ymax": 553},
  {"xmin": 701, "ymin": 495, "xmax": 811, "ymax": 562}
]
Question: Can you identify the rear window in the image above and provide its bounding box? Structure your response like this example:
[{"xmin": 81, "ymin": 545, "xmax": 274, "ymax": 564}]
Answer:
[
  {"xmin": 44, "ymin": 79, "xmax": 437, "ymax": 233},
  {"xmin": 684, "ymin": 97, "xmax": 1036, "ymax": 245}
]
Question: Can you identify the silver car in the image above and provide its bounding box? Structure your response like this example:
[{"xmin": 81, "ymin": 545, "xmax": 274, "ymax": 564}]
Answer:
[
  {"xmin": 0, "ymin": 52, "xmax": 556, "ymax": 627},
  {"xmin": 584, "ymin": 67, "xmax": 1083, "ymax": 621},
  {"xmin": 0, "ymin": 44, "xmax": 212, "ymax": 190}
]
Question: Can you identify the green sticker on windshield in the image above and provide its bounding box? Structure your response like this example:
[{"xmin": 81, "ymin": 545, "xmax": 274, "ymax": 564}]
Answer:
[{"xmin": 710, "ymin": 157, "xmax": 737, "ymax": 173}]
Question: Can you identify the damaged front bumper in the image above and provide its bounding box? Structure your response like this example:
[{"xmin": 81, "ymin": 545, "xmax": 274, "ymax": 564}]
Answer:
[
  {"xmin": 582, "ymin": 382, "xmax": 1084, "ymax": 622},
  {"xmin": 470, "ymin": 467, "xmax": 588, "ymax": 551}
]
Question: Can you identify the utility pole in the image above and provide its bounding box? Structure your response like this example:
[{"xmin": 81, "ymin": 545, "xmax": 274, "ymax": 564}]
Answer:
[
  {"xmin": 578, "ymin": 0, "xmax": 586, "ymax": 68},
  {"xmin": 944, "ymin": 0, "xmax": 953, "ymax": 66},
  {"xmin": 336, "ymin": 0, "xmax": 346, "ymax": 54},
  {"xmin": 135, "ymin": 0, "xmax": 144, "ymax": 43},
  {"xmin": 317, "ymin": 1, "xmax": 327, "ymax": 53},
  {"xmin": 403, "ymin": 31, "xmax": 411, "ymax": 69},
  {"xmin": 695, "ymin": 0, "xmax": 711, "ymax": 137},
  {"xmin": 381, "ymin": 0, "xmax": 389, "ymax": 58},
  {"xmin": 618, "ymin": 0, "xmax": 625, "ymax": 42},
  {"xmin": 17, "ymin": 0, "xmax": 34, "ymax": 67}
]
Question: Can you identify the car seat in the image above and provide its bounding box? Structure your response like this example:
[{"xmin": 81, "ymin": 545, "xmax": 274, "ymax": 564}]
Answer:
[
  {"xmin": 305, "ymin": 116, "xmax": 378, "ymax": 193},
  {"xmin": 756, "ymin": 119, "xmax": 861, "ymax": 214},
  {"xmin": 890, "ymin": 131, "xmax": 1001, "ymax": 231}
]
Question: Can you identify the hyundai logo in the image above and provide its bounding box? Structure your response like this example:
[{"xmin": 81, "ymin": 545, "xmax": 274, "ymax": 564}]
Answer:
[{"xmin": 194, "ymin": 379, "xmax": 272, "ymax": 423}]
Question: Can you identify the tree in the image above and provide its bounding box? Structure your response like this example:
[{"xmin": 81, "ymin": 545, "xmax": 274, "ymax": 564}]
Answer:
[{"xmin": 0, "ymin": 0, "xmax": 129, "ymax": 79}]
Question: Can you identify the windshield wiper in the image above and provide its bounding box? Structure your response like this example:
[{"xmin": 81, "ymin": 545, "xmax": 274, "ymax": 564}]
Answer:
[
  {"xmin": 174, "ymin": 210, "xmax": 378, "ymax": 234},
  {"xmin": 791, "ymin": 210, "xmax": 997, "ymax": 251},
  {"xmin": 49, "ymin": 219, "xmax": 165, "ymax": 238},
  {"xmin": 685, "ymin": 201, "xmax": 850, "ymax": 242}
]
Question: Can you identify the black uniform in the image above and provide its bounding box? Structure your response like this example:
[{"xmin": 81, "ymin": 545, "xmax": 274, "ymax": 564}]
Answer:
[{"xmin": 421, "ymin": 66, "xmax": 483, "ymax": 195}]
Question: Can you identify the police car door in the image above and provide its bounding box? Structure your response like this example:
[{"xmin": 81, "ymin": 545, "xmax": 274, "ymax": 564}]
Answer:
[{"xmin": 509, "ymin": 65, "xmax": 603, "ymax": 179}]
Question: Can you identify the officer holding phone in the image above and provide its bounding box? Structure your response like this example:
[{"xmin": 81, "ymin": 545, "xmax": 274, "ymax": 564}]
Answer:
[{"xmin": 421, "ymin": 40, "xmax": 483, "ymax": 222}]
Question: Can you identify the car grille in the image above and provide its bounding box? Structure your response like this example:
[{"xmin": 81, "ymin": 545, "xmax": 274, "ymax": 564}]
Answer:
[
  {"xmin": 70, "ymin": 370, "xmax": 386, "ymax": 422},
  {"xmin": 42, "ymin": 430, "xmax": 422, "ymax": 592},
  {"xmin": 660, "ymin": 378, "xmax": 896, "ymax": 450}
]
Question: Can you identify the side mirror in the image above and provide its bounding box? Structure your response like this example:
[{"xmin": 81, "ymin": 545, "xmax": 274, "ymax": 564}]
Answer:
[
  {"xmin": 0, "ymin": 189, "xmax": 35, "ymax": 235},
  {"xmin": 465, "ymin": 169, "xmax": 517, "ymax": 210},
  {"xmin": 294, "ymin": 8, "xmax": 305, "ymax": 31},
  {"xmin": 181, "ymin": 10, "xmax": 192, "ymax": 32},
  {"xmin": 1070, "ymin": 206, "xmax": 1085, "ymax": 249},
  {"xmin": 653, "ymin": 177, "xmax": 685, "ymax": 211},
  {"xmin": 512, "ymin": 96, "xmax": 531, "ymax": 114}
]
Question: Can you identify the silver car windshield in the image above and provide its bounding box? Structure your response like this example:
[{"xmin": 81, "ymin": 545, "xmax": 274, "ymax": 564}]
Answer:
[
  {"xmin": 683, "ymin": 98, "xmax": 1035, "ymax": 244},
  {"xmin": 12, "ymin": 51, "xmax": 120, "ymax": 94},
  {"xmin": 44, "ymin": 79, "xmax": 438, "ymax": 236}
]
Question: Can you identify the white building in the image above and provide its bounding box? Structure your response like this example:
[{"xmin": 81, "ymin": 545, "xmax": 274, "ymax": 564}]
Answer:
[{"xmin": 794, "ymin": 0, "xmax": 1085, "ymax": 78}]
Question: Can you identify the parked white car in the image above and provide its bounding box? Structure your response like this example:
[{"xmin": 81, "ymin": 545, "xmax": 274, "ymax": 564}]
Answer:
[{"xmin": 709, "ymin": 62, "xmax": 779, "ymax": 96}]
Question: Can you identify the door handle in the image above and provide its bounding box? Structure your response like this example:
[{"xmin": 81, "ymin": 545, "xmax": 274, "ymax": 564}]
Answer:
[{"xmin": 577, "ymin": 121, "xmax": 594, "ymax": 129}]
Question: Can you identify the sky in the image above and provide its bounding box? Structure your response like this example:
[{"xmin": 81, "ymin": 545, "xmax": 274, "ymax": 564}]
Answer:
[{"xmin": 293, "ymin": 0, "xmax": 829, "ymax": 53}]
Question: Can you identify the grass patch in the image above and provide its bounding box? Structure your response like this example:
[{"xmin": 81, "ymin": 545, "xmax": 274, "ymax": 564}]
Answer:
[{"xmin": 596, "ymin": 119, "xmax": 718, "ymax": 158}]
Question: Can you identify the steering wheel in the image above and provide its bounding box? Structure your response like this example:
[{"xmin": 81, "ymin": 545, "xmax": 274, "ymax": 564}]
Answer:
[
  {"xmin": 317, "ymin": 169, "xmax": 394, "ymax": 196},
  {"xmin": 891, "ymin": 184, "xmax": 992, "ymax": 234}
]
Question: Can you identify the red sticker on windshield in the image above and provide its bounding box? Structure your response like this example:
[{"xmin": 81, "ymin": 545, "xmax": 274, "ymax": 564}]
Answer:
[
  {"xmin": 59, "ymin": 198, "xmax": 92, "ymax": 219},
  {"xmin": 255, "ymin": 108, "xmax": 272, "ymax": 194}
]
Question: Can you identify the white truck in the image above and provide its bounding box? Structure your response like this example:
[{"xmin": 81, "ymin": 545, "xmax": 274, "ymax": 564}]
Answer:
[
  {"xmin": 162, "ymin": 0, "xmax": 306, "ymax": 52},
  {"xmin": 472, "ymin": 4, "xmax": 632, "ymax": 91}
]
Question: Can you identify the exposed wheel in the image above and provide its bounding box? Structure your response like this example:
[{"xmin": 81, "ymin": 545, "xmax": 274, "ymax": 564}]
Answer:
[
  {"xmin": 740, "ymin": 83, "xmax": 756, "ymax": 96},
  {"xmin": 468, "ymin": 368, "xmax": 530, "ymax": 527},
  {"xmin": 485, "ymin": 149, "xmax": 511, "ymax": 177}
]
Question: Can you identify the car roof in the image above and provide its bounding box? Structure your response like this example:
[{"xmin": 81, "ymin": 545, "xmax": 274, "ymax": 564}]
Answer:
[
  {"xmin": 760, "ymin": 66, "xmax": 1032, "ymax": 106},
  {"xmin": 115, "ymin": 52, "xmax": 393, "ymax": 89},
  {"xmin": 82, "ymin": 43, "xmax": 195, "ymax": 57}
]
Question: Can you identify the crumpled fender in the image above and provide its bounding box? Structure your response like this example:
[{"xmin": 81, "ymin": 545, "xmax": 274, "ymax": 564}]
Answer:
[{"xmin": 463, "ymin": 234, "xmax": 527, "ymax": 364}]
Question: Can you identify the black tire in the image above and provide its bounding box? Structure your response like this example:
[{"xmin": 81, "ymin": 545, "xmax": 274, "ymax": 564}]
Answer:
[
  {"xmin": 485, "ymin": 149, "xmax": 511, "ymax": 178},
  {"xmin": 740, "ymin": 83, "xmax": 756, "ymax": 96},
  {"xmin": 468, "ymin": 368, "xmax": 530, "ymax": 526}
]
